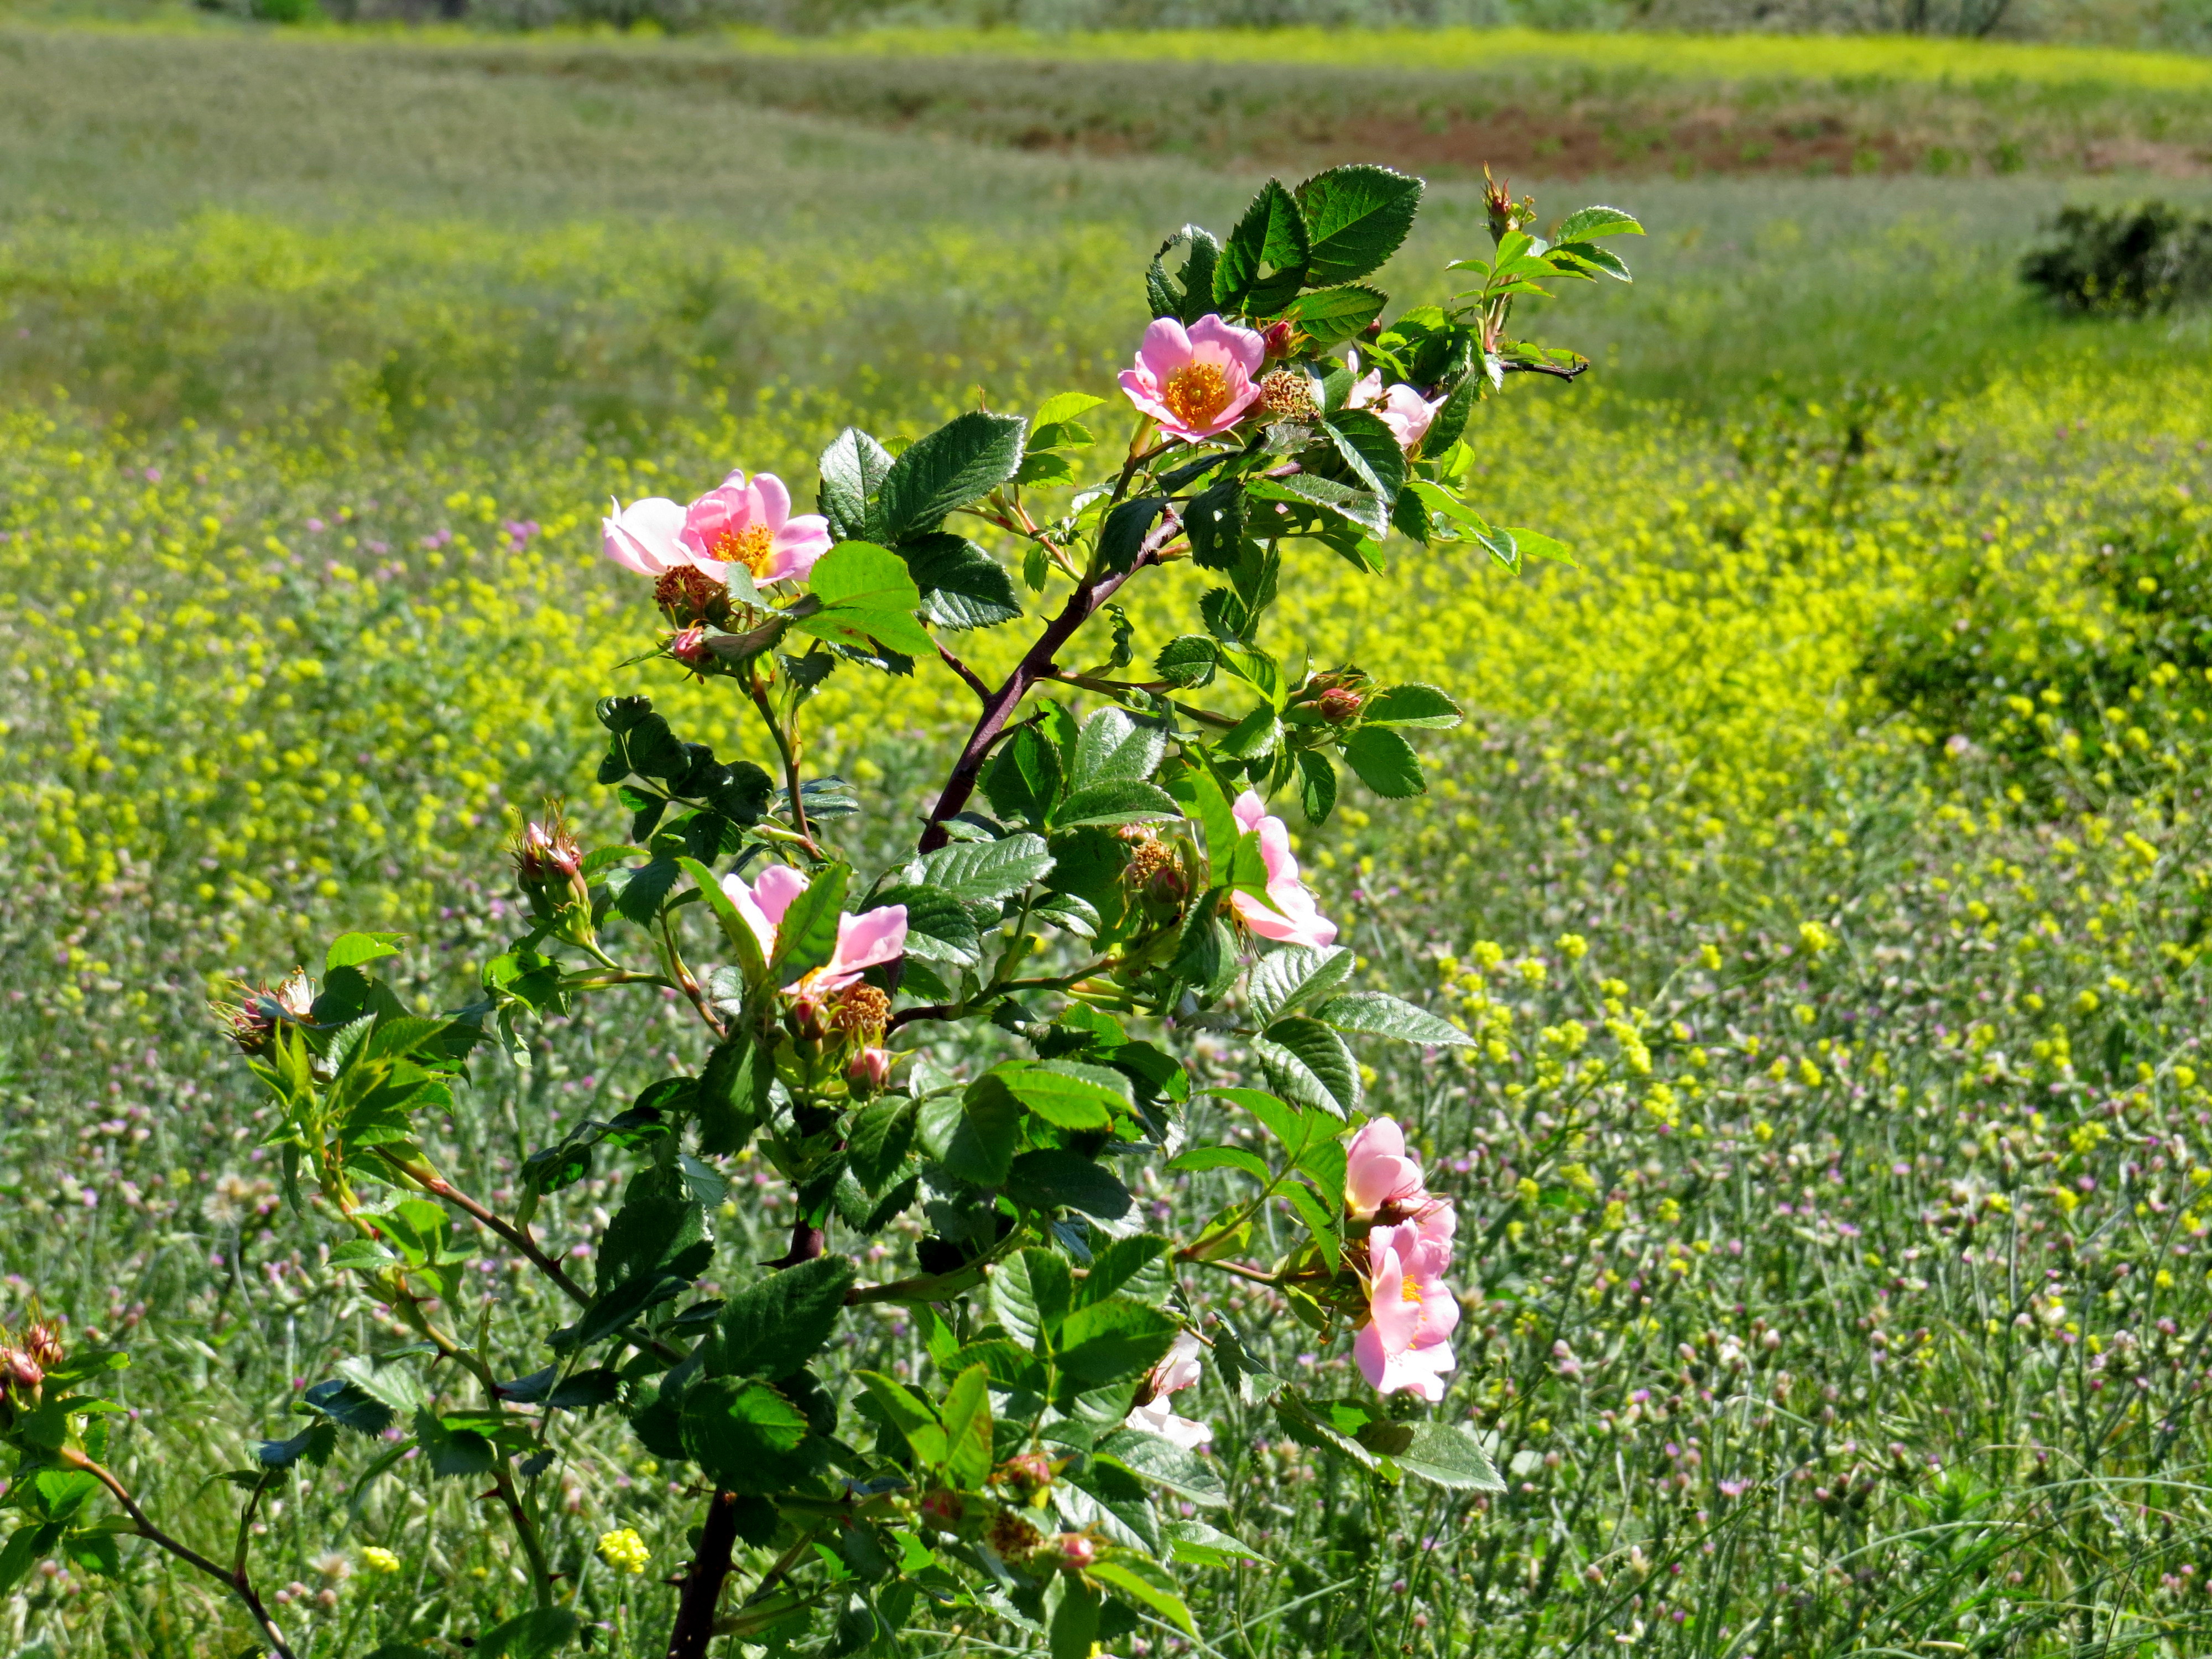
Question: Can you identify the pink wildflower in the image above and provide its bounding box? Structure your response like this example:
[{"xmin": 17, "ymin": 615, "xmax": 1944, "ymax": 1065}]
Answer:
[
  {"xmin": 1354, "ymin": 1220, "xmax": 1460, "ymax": 1402},
  {"xmin": 1345, "ymin": 1119, "xmax": 1428, "ymax": 1219},
  {"xmin": 601, "ymin": 495, "xmax": 688, "ymax": 576},
  {"xmin": 1119, "ymin": 315, "xmax": 1266, "ymax": 442},
  {"xmin": 1227, "ymin": 791, "xmax": 1338, "ymax": 949},
  {"xmin": 1347, "ymin": 353, "xmax": 1445, "ymax": 454},
  {"xmin": 720, "ymin": 865, "xmax": 906, "ymax": 994},
  {"xmin": 1124, "ymin": 1331, "xmax": 1211, "ymax": 1450},
  {"xmin": 680, "ymin": 471, "xmax": 832, "ymax": 587}
]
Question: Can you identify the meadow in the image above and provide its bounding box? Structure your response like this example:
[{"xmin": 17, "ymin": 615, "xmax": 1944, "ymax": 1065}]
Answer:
[{"xmin": 6, "ymin": 18, "xmax": 2212, "ymax": 1657}]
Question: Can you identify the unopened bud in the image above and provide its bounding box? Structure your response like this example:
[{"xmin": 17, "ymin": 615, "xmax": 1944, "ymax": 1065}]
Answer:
[
  {"xmin": 0, "ymin": 1347, "xmax": 41, "ymax": 1392},
  {"xmin": 1050, "ymin": 1533, "xmax": 1096, "ymax": 1571},
  {"xmin": 667, "ymin": 624, "xmax": 714, "ymax": 672},
  {"xmin": 1317, "ymin": 686, "xmax": 1364, "ymax": 725},
  {"xmin": 993, "ymin": 1451, "xmax": 1053, "ymax": 1494},
  {"xmin": 919, "ymin": 1489, "xmax": 964, "ymax": 1530},
  {"xmin": 846, "ymin": 1045, "xmax": 893, "ymax": 1092},
  {"xmin": 22, "ymin": 1322, "xmax": 62, "ymax": 1372},
  {"xmin": 1260, "ymin": 319, "xmax": 1297, "ymax": 360}
]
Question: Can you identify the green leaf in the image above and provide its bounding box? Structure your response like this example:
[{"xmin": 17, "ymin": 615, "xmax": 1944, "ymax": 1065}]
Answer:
[
  {"xmin": 1391, "ymin": 1421, "xmax": 1505, "ymax": 1491},
  {"xmin": 302, "ymin": 1378, "xmax": 394, "ymax": 1436},
  {"xmin": 1155, "ymin": 634, "xmax": 1219, "ymax": 690},
  {"xmin": 1217, "ymin": 705, "xmax": 1282, "ymax": 761},
  {"xmin": 326, "ymin": 931, "xmax": 405, "ymax": 973},
  {"xmin": 1273, "ymin": 1390, "xmax": 1377, "ymax": 1470},
  {"xmin": 1314, "ymin": 991, "xmax": 1474, "ymax": 1048},
  {"xmin": 1213, "ymin": 178, "xmax": 1310, "ymax": 317},
  {"xmin": 1035, "ymin": 390, "xmax": 1106, "ymax": 429},
  {"xmin": 797, "ymin": 542, "xmax": 935, "ymax": 657},
  {"xmin": 1007, "ymin": 1150, "xmax": 1136, "ymax": 1223},
  {"xmin": 1050, "ymin": 1576, "xmax": 1102, "ymax": 1659},
  {"xmin": 1052, "ymin": 779, "xmax": 1183, "ymax": 831},
  {"xmin": 992, "ymin": 1247, "xmax": 1067, "ymax": 1352},
  {"xmin": 1281, "ymin": 284, "xmax": 1386, "ymax": 347},
  {"xmin": 1166, "ymin": 1516, "xmax": 1274, "ymax": 1569},
  {"xmin": 0, "ymin": 1525, "xmax": 59, "ymax": 1599},
  {"xmin": 865, "ymin": 884, "xmax": 980, "ymax": 967},
  {"xmin": 871, "ymin": 410, "xmax": 1029, "ymax": 542},
  {"xmin": 1499, "ymin": 526, "xmax": 1578, "ymax": 566},
  {"xmin": 1247, "ymin": 943, "xmax": 1355, "ymax": 1025},
  {"xmin": 984, "ymin": 726, "xmax": 1063, "ymax": 826},
  {"xmin": 1246, "ymin": 473, "xmax": 1387, "ymax": 540},
  {"xmin": 1322, "ymin": 409, "xmax": 1408, "ymax": 505},
  {"xmin": 1095, "ymin": 1427, "xmax": 1229, "ymax": 1508},
  {"xmin": 1076, "ymin": 1234, "xmax": 1171, "ymax": 1308},
  {"xmin": 609, "ymin": 857, "xmax": 682, "ymax": 928},
  {"xmin": 1361, "ymin": 684, "xmax": 1462, "ymax": 729},
  {"xmin": 818, "ymin": 426, "xmax": 894, "ymax": 544},
  {"xmin": 713, "ymin": 1255, "xmax": 857, "ymax": 1380},
  {"xmin": 1552, "ymin": 204, "xmax": 1645, "ymax": 243},
  {"xmin": 993, "ymin": 1060, "xmax": 1129, "ymax": 1129},
  {"xmin": 919, "ymin": 833, "xmax": 1054, "ymax": 903},
  {"xmin": 1072, "ymin": 706, "xmax": 1167, "ymax": 789},
  {"xmin": 680, "ymin": 1376, "xmax": 817, "ymax": 1494},
  {"xmin": 945, "ymin": 1073, "xmax": 1022, "ymax": 1187},
  {"xmin": 1147, "ymin": 224, "xmax": 1223, "ymax": 326},
  {"xmin": 940, "ymin": 1365, "xmax": 995, "ymax": 1488},
  {"xmin": 854, "ymin": 1370, "xmax": 948, "ymax": 1466},
  {"xmin": 1341, "ymin": 725, "xmax": 1425, "ymax": 799},
  {"xmin": 698, "ymin": 1027, "xmax": 773, "ymax": 1158},
  {"xmin": 1099, "ymin": 495, "xmax": 1170, "ymax": 575},
  {"xmin": 1088, "ymin": 1558, "xmax": 1196, "ymax": 1634},
  {"xmin": 766, "ymin": 862, "xmax": 850, "ymax": 985},
  {"xmin": 1168, "ymin": 1145, "xmax": 1272, "ymax": 1183},
  {"xmin": 847, "ymin": 1096, "xmax": 919, "ymax": 1192},
  {"xmin": 327, "ymin": 1239, "xmax": 399, "ymax": 1271},
  {"xmin": 1256, "ymin": 1016, "xmax": 1361, "ymax": 1118},
  {"xmin": 900, "ymin": 533, "xmax": 1022, "ymax": 630},
  {"xmin": 1296, "ymin": 164, "xmax": 1423, "ymax": 286},
  {"xmin": 1057, "ymin": 1301, "xmax": 1179, "ymax": 1387}
]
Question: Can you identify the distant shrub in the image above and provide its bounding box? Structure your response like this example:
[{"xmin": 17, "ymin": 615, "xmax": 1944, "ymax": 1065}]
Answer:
[{"xmin": 2021, "ymin": 201, "xmax": 2212, "ymax": 315}]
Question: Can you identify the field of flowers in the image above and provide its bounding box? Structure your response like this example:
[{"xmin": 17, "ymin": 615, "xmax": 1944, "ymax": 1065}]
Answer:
[{"xmin": 7, "ymin": 19, "xmax": 2212, "ymax": 1658}]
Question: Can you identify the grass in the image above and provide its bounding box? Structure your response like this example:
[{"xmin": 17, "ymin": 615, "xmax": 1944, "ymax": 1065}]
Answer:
[{"xmin": 7, "ymin": 19, "xmax": 2212, "ymax": 1658}]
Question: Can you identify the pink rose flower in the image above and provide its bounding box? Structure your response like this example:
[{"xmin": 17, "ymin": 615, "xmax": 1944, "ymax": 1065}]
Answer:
[
  {"xmin": 1354, "ymin": 1220, "xmax": 1460, "ymax": 1402},
  {"xmin": 680, "ymin": 471, "xmax": 833, "ymax": 587},
  {"xmin": 1227, "ymin": 791, "xmax": 1338, "ymax": 949},
  {"xmin": 1347, "ymin": 353, "xmax": 1446, "ymax": 455},
  {"xmin": 721, "ymin": 865, "xmax": 906, "ymax": 993},
  {"xmin": 1119, "ymin": 315, "xmax": 1266, "ymax": 443},
  {"xmin": 1123, "ymin": 1331, "xmax": 1211, "ymax": 1450},
  {"xmin": 601, "ymin": 495, "xmax": 688, "ymax": 576},
  {"xmin": 1345, "ymin": 1118, "xmax": 1428, "ymax": 1219}
]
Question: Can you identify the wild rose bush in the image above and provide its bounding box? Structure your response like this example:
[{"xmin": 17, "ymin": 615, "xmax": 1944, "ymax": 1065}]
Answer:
[{"xmin": 0, "ymin": 167, "xmax": 1641, "ymax": 1658}]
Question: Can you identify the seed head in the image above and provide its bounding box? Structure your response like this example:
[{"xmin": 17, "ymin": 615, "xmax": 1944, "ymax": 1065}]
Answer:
[
  {"xmin": 984, "ymin": 1507, "xmax": 1043, "ymax": 1560},
  {"xmin": 653, "ymin": 564, "xmax": 732, "ymax": 627},
  {"xmin": 1259, "ymin": 368, "xmax": 1319, "ymax": 421},
  {"xmin": 213, "ymin": 971, "xmax": 316, "ymax": 1055},
  {"xmin": 830, "ymin": 984, "xmax": 891, "ymax": 1041}
]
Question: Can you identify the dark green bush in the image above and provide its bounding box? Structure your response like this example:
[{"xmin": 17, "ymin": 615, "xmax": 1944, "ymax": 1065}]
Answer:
[{"xmin": 2021, "ymin": 201, "xmax": 2212, "ymax": 315}]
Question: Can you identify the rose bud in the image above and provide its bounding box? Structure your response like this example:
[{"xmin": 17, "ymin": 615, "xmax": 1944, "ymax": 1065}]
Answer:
[
  {"xmin": 1050, "ymin": 1533, "xmax": 1097, "ymax": 1571},
  {"xmin": 1318, "ymin": 686, "xmax": 1364, "ymax": 725}
]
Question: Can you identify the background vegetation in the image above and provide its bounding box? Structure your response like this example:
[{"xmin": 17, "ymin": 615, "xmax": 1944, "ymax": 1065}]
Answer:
[{"xmin": 7, "ymin": 18, "xmax": 2212, "ymax": 1658}]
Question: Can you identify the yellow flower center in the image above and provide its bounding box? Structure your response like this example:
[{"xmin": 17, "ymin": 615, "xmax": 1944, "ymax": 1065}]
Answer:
[
  {"xmin": 1160, "ymin": 361, "xmax": 1232, "ymax": 430},
  {"xmin": 1401, "ymin": 1276, "xmax": 1425, "ymax": 1303},
  {"xmin": 710, "ymin": 523, "xmax": 778, "ymax": 575}
]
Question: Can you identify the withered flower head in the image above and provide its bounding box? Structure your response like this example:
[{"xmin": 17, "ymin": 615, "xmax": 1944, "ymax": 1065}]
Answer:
[
  {"xmin": 984, "ymin": 1508, "xmax": 1043, "ymax": 1561},
  {"xmin": 508, "ymin": 801, "xmax": 583, "ymax": 889},
  {"xmin": 653, "ymin": 564, "xmax": 732, "ymax": 628},
  {"xmin": 830, "ymin": 984, "xmax": 891, "ymax": 1042},
  {"xmin": 1258, "ymin": 368, "xmax": 1319, "ymax": 421},
  {"xmin": 213, "ymin": 969, "xmax": 316, "ymax": 1055}
]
